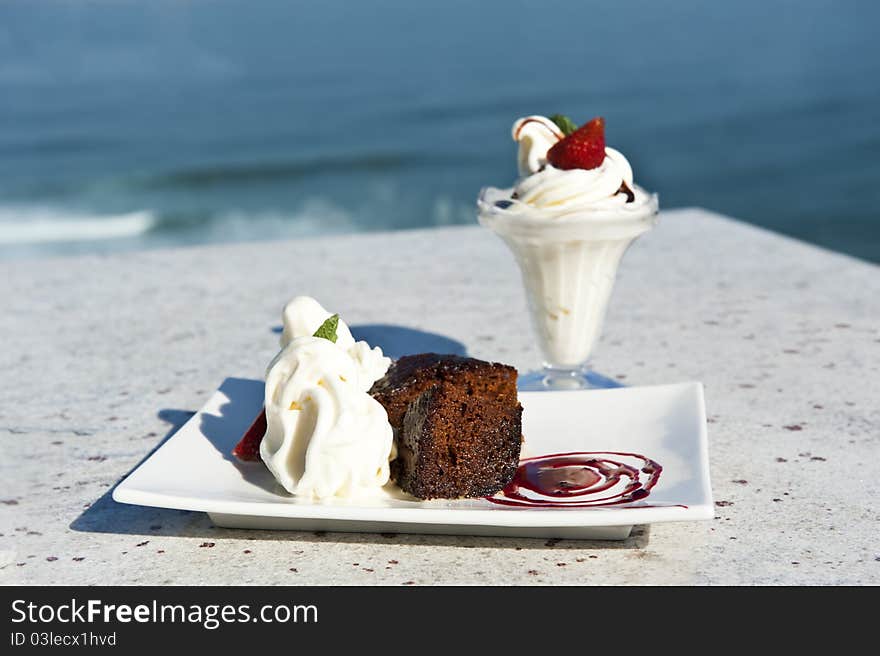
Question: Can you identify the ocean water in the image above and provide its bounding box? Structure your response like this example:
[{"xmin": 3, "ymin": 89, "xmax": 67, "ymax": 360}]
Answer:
[{"xmin": 1, "ymin": 0, "xmax": 878, "ymax": 262}]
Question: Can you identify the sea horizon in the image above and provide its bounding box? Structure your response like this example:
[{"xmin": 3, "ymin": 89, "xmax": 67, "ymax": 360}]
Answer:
[{"xmin": 1, "ymin": 0, "xmax": 878, "ymax": 263}]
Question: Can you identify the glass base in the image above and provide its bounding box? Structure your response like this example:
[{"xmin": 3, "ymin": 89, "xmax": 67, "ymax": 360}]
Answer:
[{"xmin": 518, "ymin": 366, "xmax": 624, "ymax": 392}]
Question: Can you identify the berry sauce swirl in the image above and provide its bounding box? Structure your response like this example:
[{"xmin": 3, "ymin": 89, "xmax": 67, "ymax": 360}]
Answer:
[{"xmin": 487, "ymin": 451, "xmax": 664, "ymax": 508}]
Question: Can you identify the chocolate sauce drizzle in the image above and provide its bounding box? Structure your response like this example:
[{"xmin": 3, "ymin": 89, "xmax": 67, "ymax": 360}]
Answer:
[{"xmin": 487, "ymin": 451, "xmax": 667, "ymax": 508}]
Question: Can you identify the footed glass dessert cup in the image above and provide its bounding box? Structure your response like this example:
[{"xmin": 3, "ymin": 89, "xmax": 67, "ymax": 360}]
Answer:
[{"xmin": 478, "ymin": 188, "xmax": 658, "ymax": 390}]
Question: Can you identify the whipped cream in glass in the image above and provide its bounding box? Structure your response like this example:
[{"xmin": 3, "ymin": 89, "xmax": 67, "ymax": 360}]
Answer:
[
  {"xmin": 260, "ymin": 296, "xmax": 395, "ymax": 499},
  {"xmin": 478, "ymin": 116, "xmax": 658, "ymax": 388}
]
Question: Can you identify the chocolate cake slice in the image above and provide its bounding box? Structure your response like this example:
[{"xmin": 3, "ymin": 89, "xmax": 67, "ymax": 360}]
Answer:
[{"xmin": 370, "ymin": 354, "xmax": 523, "ymax": 499}]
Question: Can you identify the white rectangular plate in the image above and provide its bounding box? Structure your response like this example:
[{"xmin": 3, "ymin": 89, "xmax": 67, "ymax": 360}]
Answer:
[{"xmin": 113, "ymin": 378, "xmax": 713, "ymax": 540}]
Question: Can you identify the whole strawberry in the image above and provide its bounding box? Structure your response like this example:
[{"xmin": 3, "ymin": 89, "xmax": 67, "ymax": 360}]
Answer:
[{"xmin": 546, "ymin": 116, "xmax": 606, "ymax": 170}]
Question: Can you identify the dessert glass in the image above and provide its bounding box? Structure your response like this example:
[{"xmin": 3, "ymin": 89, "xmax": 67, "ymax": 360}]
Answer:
[{"xmin": 478, "ymin": 189, "xmax": 658, "ymax": 390}]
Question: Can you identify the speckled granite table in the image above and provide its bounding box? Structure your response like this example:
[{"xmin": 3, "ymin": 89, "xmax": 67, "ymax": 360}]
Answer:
[{"xmin": 1, "ymin": 208, "xmax": 877, "ymax": 585}]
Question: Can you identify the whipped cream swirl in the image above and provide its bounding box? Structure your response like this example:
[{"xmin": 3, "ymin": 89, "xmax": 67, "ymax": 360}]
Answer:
[
  {"xmin": 280, "ymin": 295, "xmax": 389, "ymax": 390},
  {"xmin": 480, "ymin": 115, "xmax": 653, "ymax": 219},
  {"xmin": 260, "ymin": 296, "xmax": 394, "ymax": 499},
  {"xmin": 513, "ymin": 146, "xmax": 638, "ymax": 213}
]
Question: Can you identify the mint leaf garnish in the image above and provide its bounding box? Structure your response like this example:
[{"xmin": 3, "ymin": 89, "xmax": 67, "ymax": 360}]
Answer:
[
  {"xmin": 550, "ymin": 114, "xmax": 578, "ymax": 136},
  {"xmin": 312, "ymin": 314, "xmax": 339, "ymax": 343}
]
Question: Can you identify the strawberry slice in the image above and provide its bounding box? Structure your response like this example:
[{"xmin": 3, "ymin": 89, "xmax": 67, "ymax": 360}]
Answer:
[
  {"xmin": 232, "ymin": 408, "xmax": 267, "ymax": 461},
  {"xmin": 546, "ymin": 117, "xmax": 606, "ymax": 171}
]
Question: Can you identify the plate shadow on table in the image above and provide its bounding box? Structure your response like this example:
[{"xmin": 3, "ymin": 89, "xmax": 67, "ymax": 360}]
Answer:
[
  {"xmin": 272, "ymin": 323, "xmax": 468, "ymax": 359},
  {"xmin": 70, "ymin": 378, "xmax": 277, "ymax": 538},
  {"xmin": 69, "ymin": 408, "xmax": 207, "ymax": 538}
]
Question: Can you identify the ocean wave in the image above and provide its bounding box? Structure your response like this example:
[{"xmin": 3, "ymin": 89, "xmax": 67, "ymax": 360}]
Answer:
[
  {"xmin": 0, "ymin": 192, "xmax": 477, "ymax": 258},
  {"xmin": 0, "ymin": 207, "xmax": 156, "ymax": 244},
  {"xmin": 141, "ymin": 153, "xmax": 420, "ymax": 190},
  {"xmin": 0, "ymin": 135, "xmax": 120, "ymax": 157},
  {"xmin": 195, "ymin": 201, "xmax": 357, "ymax": 241}
]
